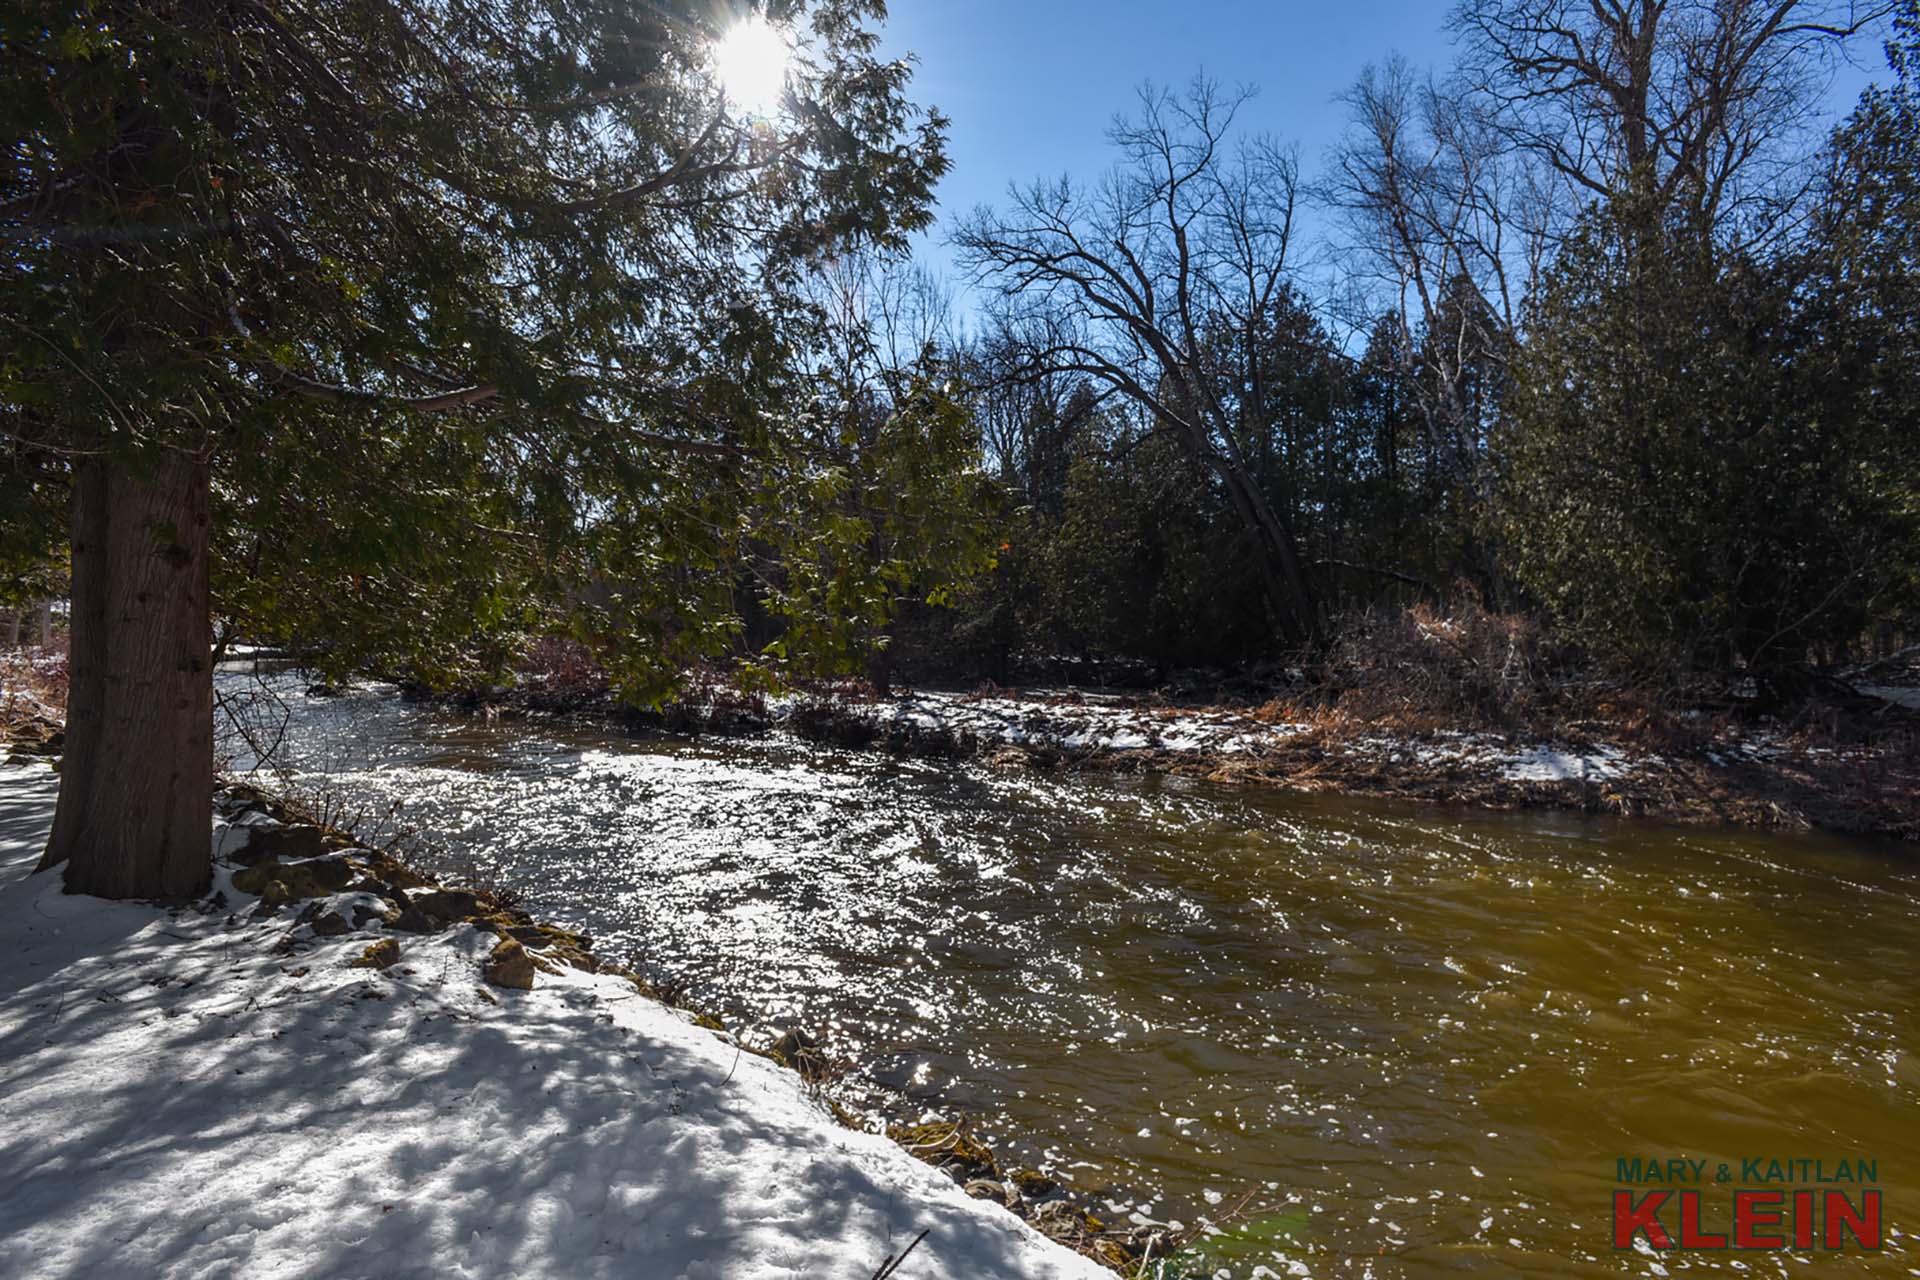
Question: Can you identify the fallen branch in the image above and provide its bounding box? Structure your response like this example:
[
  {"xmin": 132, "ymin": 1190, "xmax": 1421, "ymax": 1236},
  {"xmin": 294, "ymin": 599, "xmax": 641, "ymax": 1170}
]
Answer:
[{"xmin": 866, "ymin": 1228, "xmax": 928, "ymax": 1280}]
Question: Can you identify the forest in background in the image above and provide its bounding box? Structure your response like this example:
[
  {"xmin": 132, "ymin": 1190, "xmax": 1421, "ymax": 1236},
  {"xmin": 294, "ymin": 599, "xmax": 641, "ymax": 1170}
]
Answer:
[
  {"xmin": 4, "ymin": 0, "xmax": 1918, "ymax": 787},
  {"xmin": 871, "ymin": 1, "xmax": 1920, "ymax": 712}
]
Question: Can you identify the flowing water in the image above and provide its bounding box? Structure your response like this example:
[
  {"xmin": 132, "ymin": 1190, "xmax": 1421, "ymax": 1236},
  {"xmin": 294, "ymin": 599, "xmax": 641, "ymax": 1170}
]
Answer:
[{"xmin": 226, "ymin": 674, "xmax": 1920, "ymax": 1277}]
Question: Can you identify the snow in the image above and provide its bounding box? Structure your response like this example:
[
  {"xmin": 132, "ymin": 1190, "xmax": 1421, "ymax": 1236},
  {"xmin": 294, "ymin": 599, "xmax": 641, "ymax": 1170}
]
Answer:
[
  {"xmin": 805, "ymin": 690, "xmax": 1309, "ymax": 756},
  {"xmin": 0, "ymin": 763, "xmax": 1108, "ymax": 1280},
  {"xmin": 1495, "ymin": 743, "xmax": 1631, "ymax": 783},
  {"xmin": 793, "ymin": 691, "xmax": 1654, "ymax": 785},
  {"xmin": 1861, "ymin": 685, "xmax": 1920, "ymax": 711}
]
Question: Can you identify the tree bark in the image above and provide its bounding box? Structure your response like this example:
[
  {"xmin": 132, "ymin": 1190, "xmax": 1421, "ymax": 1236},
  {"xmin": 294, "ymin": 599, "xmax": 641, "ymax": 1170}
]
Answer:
[
  {"xmin": 35, "ymin": 599, "xmax": 52, "ymax": 647},
  {"xmin": 39, "ymin": 454, "xmax": 213, "ymax": 899}
]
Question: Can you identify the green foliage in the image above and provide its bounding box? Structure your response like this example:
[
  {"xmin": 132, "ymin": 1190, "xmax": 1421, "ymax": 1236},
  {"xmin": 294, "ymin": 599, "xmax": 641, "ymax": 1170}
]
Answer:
[
  {"xmin": 1, "ymin": 0, "xmax": 980, "ymax": 690},
  {"xmin": 1497, "ymin": 183, "xmax": 1919, "ymax": 673}
]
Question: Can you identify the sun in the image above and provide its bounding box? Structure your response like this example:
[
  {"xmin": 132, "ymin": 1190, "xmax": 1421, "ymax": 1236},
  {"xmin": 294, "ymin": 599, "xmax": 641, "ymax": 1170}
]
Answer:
[{"xmin": 712, "ymin": 16, "xmax": 792, "ymax": 118}]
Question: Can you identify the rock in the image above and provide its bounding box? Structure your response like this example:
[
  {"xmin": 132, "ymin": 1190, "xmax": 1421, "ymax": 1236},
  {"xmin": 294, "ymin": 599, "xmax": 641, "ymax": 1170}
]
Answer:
[
  {"xmin": 350, "ymin": 902, "xmax": 392, "ymax": 929},
  {"xmin": 1008, "ymin": 1167, "xmax": 1059, "ymax": 1199},
  {"xmin": 309, "ymin": 858, "xmax": 356, "ymax": 890},
  {"xmin": 243, "ymin": 824, "xmax": 336, "ymax": 863},
  {"xmin": 770, "ymin": 1027, "xmax": 820, "ymax": 1062},
  {"xmin": 387, "ymin": 906, "xmax": 441, "ymax": 934},
  {"xmin": 887, "ymin": 1120, "xmax": 999, "ymax": 1182},
  {"xmin": 350, "ymin": 938, "xmax": 401, "ymax": 970},
  {"xmin": 231, "ymin": 857, "xmax": 355, "ymax": 906},
  {"xmin": 411, "ymin": 889, "xmax": 481, "ymax": 922},
  {"xmin": 482, "ymin": 938, "xmax": 535, "ymax": 990},
  {"xmin": 963, "ymin": 1178, "xmax": 1004, "ymax": 1201},
  {"xmin": 311, "ymin": 912, "xmax": 351, "ymax": 938},
  {"xmin": 1125, "ymin": 1225, "xmax": 1172, "ymax": 1257},
  {"xmin": 366, "ymin": 854, "xmax": 435, "ymax": 890}
]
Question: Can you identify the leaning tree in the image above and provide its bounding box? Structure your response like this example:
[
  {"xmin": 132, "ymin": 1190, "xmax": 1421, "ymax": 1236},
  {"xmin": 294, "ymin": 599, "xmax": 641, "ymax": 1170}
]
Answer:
[{"xmin": 0, "ymin": 0, "xmax": 973, "ymax": 898}]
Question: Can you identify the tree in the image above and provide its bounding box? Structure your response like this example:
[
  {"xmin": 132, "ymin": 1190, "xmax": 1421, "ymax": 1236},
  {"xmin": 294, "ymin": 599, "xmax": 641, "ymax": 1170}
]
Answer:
[
  {"xmin": 956, "ymin": 79, "xmax": 1321, "ymax": 645},
  {"xmin": 1498, "ymin": 188, "xmax": 1916, "ymax": 676},
  {"xmin": 959, "ymin": 306, "xmax": 1099, "ymax": 510},
  {"xmin": 1496, "ymin": 2, "xmax": 1919, "ymax": 678},
  {"xmin": 1, "ymin": 0, "xmax": 957, "ymax": 898},
  {"xmin": 1328, "ymin": 60, "xmax": 1532, "ymax": 514},
  {"xmin": 1452, "ymin": 0, "xmax": 1899, "ymax": 238}
]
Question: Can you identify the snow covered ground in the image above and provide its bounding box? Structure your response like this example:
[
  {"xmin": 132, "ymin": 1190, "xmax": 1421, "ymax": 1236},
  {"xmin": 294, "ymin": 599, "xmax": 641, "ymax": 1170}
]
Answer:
[
  {"xmin": 1861, "ymin": 684, "xmax": 1920, "ymax": 711},
  {"xmin": 0, "ymin": 763, "xmax": 1108, "ymax": 1280}
]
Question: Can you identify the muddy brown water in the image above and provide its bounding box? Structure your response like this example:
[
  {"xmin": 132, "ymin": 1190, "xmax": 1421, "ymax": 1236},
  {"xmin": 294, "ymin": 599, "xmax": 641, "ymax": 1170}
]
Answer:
[{"xmin": 224, "ymin": 674, "xmax": 1920, "ymax": 1277}]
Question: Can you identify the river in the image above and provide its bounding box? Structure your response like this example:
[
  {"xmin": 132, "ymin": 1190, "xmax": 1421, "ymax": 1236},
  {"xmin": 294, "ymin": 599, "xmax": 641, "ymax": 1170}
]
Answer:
[{"xmin": 222, "ymin": 673, "xmax": 1920, "ymax": 1277}]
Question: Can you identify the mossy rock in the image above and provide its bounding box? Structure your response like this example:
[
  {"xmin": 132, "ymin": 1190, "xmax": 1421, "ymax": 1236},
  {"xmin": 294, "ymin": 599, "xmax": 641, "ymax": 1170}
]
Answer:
[
  {"xmin": 350, "ymin": 938, "xmax": 401, "ymax": 970},
  {"xmin": 480, "ymin": 917, "xmax": 598, "ymax": 972},
  {"xmin": 886, "ymin": 1121, "xmax": 998, "ymax": 1180},
  {"xmin": 482, "ymin": 938, "xmax": 535, "ymax": 990},
  {"xmin": 233, "ymin": 858, "xmax": 355, "ymax": 906},
  {"xmin": 365, "ymin": 853, "xmax": 435, "ymax": 890}
]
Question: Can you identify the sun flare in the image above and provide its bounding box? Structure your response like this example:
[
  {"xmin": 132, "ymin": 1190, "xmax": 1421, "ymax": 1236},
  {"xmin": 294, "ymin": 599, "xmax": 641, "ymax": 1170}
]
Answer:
[{"xmin": 712, "ymin": 16, "xmax": 792, "ymax": 118}]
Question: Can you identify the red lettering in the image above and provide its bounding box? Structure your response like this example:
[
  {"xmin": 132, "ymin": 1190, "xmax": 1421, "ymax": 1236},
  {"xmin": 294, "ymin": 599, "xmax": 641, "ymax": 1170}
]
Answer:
[
  {"xmin": 1679, "ymin": 1191, "xmax": 1727, "ymax": 1248},
  {"xmin": 1823, "ymin": 1190, "xmax": 1882, "ymax": 1250},
  {"xmin": 1615, "ymin": 1191, "xmax": 1673, "ymax": 1249},
  {"xmin": 1735, "ymin": 1191, "xmax": 1785, "ymax": 1249},
  {"xmin": 1794, "ymin": 1190, "xmax": 1814, "ymax": 1249}
]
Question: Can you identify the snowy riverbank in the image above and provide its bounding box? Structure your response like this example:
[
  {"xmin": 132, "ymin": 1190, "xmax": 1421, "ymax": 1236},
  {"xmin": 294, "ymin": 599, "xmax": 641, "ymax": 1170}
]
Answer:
[
  {"xmin": 766, "ymin": 687, "xmax": 1918, "ymax": 840},
  {"xmin": 0, "ymin": 763, "xmax": 1110, "ymax": 1280},
  {"xmin": 420, "ymin": 663, "xmax": 1920, "ymax": 839}
]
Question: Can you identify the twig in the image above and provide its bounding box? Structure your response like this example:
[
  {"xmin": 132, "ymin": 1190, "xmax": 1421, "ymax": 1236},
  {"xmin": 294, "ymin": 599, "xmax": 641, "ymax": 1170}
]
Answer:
[{"xmin": 867, "ymin": 1228, "xmax": 928, "ymax": 1280}]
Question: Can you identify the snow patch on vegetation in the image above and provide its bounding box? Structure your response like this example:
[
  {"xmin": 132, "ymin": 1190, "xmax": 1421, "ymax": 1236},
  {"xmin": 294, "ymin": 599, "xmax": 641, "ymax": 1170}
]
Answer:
[
  {"xmin": 804, "ymin": 690, "xmax": 1649, "ymax": 784},
  {"xmin": 809, "ymin": 690, "xmax": 1309, "ymax": 755}
]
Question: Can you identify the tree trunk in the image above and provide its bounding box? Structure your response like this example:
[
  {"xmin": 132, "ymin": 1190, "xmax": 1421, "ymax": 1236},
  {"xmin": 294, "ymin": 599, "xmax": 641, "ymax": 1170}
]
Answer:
[
  {"xmin": 1213, "ymin": 457, "xmax": 1319, "ymax": 647},
  {"xmin": 36, "ymin": 599, "xmax": 52, "ymax": 648},
  {"xmin": 39, "ymin": 454, "xmax": 213, "ymax": 899},
  {"xmin": 4, "ymin": 609, "xmax": 17, "ymax": 649}
]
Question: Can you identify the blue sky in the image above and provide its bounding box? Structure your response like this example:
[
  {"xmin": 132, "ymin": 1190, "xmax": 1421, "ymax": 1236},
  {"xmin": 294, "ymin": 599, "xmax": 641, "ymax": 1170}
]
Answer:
[{"xmin": 876, "ymin": 0, "xmax": 1894, "ymax": 301}]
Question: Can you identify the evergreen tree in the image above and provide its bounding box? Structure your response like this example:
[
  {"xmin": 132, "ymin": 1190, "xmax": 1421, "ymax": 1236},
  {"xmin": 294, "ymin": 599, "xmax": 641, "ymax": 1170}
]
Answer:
[{"xmin": 0, "ymin": 1, "xmax": 971, "ymax": 897}]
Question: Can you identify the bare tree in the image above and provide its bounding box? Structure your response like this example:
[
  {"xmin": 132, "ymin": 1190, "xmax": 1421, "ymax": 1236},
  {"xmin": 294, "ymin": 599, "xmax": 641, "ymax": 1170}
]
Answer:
[
  {"xmin": 960, "ymin": 307, "xmax": 1100, "ymax": 504},
  {"xmin": 956, "ymin": 78, "xmax": 1321, "ymax": 644},
  {"xmin": 1452, "ymin": 0, "xmax": 1898, "ymax": 236},
  {"xmin": 803, "ymin": 250, "xmax": 957, "ymax": 404},
  {"xmin": 1327, "ymin": 58, "xmax": 1538, "ymax": 516}
]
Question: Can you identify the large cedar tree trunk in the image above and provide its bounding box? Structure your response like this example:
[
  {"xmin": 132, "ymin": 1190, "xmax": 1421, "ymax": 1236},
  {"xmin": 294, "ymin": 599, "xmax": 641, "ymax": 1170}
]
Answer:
[{"xmin": 39, "ymin": 454, "xmax": 213, "ymax": 899}]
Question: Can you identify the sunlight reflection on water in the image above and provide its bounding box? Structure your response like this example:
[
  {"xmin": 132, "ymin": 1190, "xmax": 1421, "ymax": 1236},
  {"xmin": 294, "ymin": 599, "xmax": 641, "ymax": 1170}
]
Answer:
[{"xmin": 221, "ymin": 672, "xmax": 1920, "ymax": 1277}]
